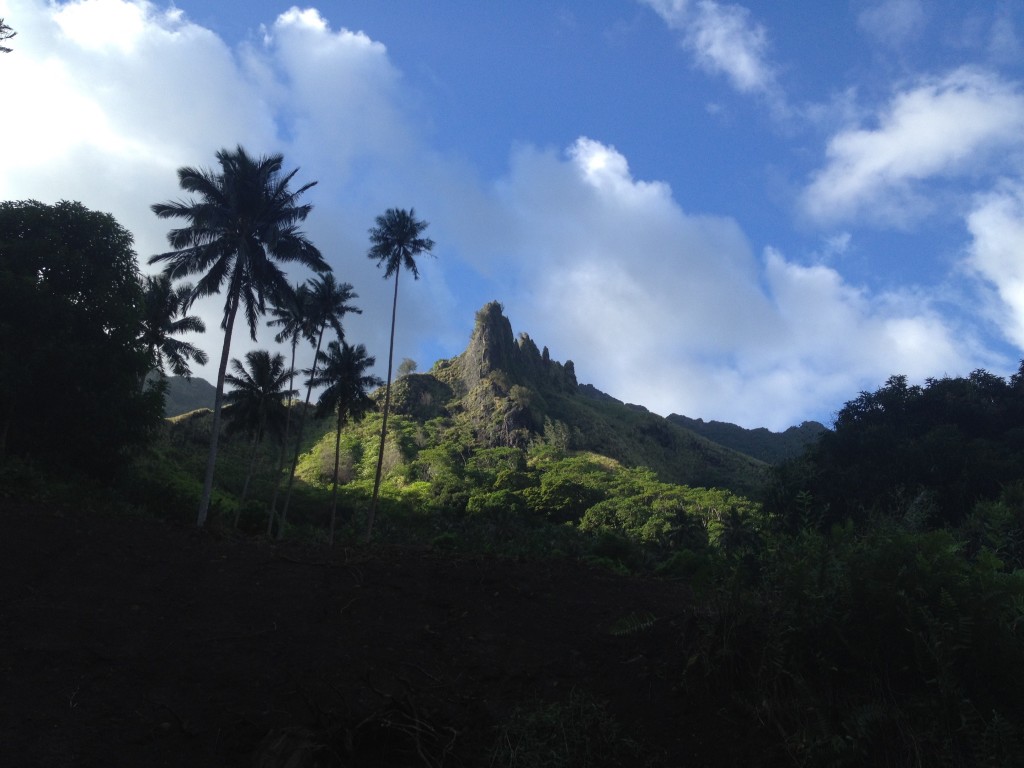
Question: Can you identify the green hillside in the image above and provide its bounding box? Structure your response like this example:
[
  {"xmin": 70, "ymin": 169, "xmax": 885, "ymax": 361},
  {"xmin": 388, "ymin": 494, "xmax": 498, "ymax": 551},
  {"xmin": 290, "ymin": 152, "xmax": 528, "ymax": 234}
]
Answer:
[{"xmin": 391, "ymin": 301, "xmax": 767, "ymax": 496}]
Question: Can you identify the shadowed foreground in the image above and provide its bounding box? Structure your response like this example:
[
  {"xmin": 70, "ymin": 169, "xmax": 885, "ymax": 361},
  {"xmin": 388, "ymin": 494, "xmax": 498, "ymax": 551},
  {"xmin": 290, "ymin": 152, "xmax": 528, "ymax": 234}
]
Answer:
[{"xmin": 0, "ymin": 503, "xmax": 766, "ymax": 767}]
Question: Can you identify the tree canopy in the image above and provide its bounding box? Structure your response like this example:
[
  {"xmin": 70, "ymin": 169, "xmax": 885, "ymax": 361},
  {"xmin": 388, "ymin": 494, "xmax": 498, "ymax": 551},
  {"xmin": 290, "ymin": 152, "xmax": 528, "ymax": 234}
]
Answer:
[
  {"xmin": 768, "ymin": 368, "xmax": 1024, "ymax": 529},
  {"xmin": 150, "ymin": 146, "xmax": 328, "ymax": 526},
  {"xmin": 0, "ymin": 200, "xmax": 162, "ymax": 474}
]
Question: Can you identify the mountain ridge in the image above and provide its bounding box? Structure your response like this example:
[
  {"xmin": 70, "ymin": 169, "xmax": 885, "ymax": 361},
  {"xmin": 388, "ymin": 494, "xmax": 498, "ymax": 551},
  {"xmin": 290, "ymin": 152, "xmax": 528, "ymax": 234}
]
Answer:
[{"xmin": 161, "ymin": 301, "xmax": 824, "ymax": 476}]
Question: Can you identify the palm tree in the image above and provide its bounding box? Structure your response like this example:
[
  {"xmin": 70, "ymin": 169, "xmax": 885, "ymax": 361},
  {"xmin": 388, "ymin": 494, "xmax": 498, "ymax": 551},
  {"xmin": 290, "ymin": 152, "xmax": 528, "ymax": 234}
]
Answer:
[
  {"xmin": 365, "ymin": 208, "xmax": 434, "ymax": 539},
  {"xmin": 264, "ymin": 282, "xmax": 312, "ymax": 533},
  {"xmin": 223, "ymin": 350, "xmax": 294, "ymax": 526},
  {"xmin": 1, "ymin": 19, "xmax": 16, "ymax": 53},
  {"xmin": 309, "ymin": 341, "xmax": 382, "ymax": 544},
  {"xmin": 149, "ymin": 146, "xmax": 328, "ymax": 527},
  {"xmin": 277, "ymin": 273, "xmax": 361, "ymax": 537},
  {"xmin": 138, "ymin": 274, "xmax": 208, "ymax": 385}
]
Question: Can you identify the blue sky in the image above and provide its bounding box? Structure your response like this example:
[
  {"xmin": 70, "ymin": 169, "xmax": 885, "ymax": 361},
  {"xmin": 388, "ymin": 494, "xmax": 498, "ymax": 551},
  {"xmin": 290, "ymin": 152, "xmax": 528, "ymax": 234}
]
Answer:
[{"xmin": 3, "ymin": 0, "xmax": 1024, "ymax": 429}]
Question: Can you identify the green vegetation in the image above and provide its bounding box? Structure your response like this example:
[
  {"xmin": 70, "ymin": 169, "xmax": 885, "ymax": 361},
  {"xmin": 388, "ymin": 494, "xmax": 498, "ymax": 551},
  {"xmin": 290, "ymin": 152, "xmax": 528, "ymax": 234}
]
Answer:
[
  {"xmin": 667, "ymin": 412, "xmax": 826, "ymax": 463},
  {"xmin": 4, "ymin": 163, "xmax": 1024, "ymax": 765}
]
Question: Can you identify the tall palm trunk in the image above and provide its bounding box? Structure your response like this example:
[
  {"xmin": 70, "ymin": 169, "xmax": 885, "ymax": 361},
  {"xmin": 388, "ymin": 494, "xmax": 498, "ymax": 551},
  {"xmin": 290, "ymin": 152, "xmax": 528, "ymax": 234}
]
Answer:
[
  {"xmin": 328, "ymin": 406, "xmax": 345, "ymax": 546},
  {"xmin": 198, "ymin": 281, "xmax": 240, "ymax": 527},
  {"xmin": 235, "ymin": 411, "xmax": 266, "ymax": 527},
  {"xmin": 367, "ymin": 268, "xmax": 400, "ymax": 540},
  {"xmin": 267, "ymin": 335, "xmax": 299, "ymax": 535},
  {"xmin": 277, "ymin": 324, "xmax": 327, "ymax": 538}
]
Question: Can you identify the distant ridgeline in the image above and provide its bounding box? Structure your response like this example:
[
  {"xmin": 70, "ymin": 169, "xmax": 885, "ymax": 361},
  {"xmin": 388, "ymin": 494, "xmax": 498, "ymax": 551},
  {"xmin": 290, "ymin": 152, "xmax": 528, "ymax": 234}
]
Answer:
[
  {"xmin": 666, "ymin": 414, "xmax": 827, "ymax": 465},
  {"xmin": 382, "ymin": 302, "xmax": 810, "ymax": 496}
]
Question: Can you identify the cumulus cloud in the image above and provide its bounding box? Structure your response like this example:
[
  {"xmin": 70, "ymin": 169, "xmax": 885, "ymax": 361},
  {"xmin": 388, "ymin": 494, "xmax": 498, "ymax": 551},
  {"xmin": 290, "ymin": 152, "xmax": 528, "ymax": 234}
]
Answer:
[
  {"xmin": 802, "ymin": 67, "xmax": 1024, "ymax": 225},
  {"xmin": 967, "ymin": 182, "xmax": 1024, "ymax": 347},
  {"xmin": 3, "ymin": 0, "xmax": 274, "ymax": 254},
  {"xmin": 641, "ymin": 0, "xmax": 782, "ymax": 103},
  {"xmin": 477, "ymin": 138, "xmax": 975, "ymax": 429}
]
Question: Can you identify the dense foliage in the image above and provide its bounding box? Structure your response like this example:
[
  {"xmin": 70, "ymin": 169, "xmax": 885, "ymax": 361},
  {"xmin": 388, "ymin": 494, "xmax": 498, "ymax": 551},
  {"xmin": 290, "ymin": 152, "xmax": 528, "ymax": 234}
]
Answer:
[
  {"xmin": 768, "ymin": 370, "xmax": 1024, "ymax": 531},
  {"xmin": 0, "ymin": 200, "xmax": 162, "ymax": 476}
]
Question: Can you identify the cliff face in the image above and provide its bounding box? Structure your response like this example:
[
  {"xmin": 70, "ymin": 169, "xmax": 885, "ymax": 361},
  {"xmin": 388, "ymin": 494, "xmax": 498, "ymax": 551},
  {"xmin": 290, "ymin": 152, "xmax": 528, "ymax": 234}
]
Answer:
[
  {"xmin": 460, "ymin": 302, "xmax": 519, "ymax": 391},
  {"xmin": 451, "ymin": 301, "xmax": 577, "ymax": 396}
]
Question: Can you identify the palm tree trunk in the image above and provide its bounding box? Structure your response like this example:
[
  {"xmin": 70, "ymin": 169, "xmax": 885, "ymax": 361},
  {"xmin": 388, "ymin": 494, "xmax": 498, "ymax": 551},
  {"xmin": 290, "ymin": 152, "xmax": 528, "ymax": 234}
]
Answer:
[
  {"xmin": 197, "ymin": 287, "xmax": 240, "ymax": 528},
  {"xmin": 235, "ymin": 415, "xmax": 265, "ymax": 527},
  {"xmin": 367, "ymin": 268, "xmax": 400, "ymax": 540},
  {"xmin": 278, "ymin": 324, "xmax": 327, "ymax": 539},
  {"xmin": 328, "ymin": 407, "xmax": 344, "ymax": 546},
  {"xmin": 267, "ymin": 335, "xmax": 299, "ymax": 535}
]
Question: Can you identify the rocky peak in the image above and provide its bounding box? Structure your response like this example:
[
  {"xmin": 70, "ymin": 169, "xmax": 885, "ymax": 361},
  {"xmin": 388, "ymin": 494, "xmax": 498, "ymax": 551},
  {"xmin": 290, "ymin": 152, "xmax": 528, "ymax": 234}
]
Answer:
[
  {"xmin": 451, "ymin": 301, "xmax": 578, "ymax": 395},
  {"xmin": 461, "ymin": 301, "xmax": 519, "ymax": 390}
]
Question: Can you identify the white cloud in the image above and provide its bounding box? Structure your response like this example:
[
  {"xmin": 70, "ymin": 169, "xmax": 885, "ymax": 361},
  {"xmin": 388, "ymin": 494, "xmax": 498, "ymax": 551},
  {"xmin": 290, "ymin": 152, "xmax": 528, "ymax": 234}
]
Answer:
[
  {"xmin": 803, "ymin": 67, "xmax": 1024, "ymax": 225},
  {"xmin": 857, "ymin": 0, "xmax": 926, "ymax": 48},
  {"xmin": 967, "ymin": 182, "xmax": 1024, "ymax": 347},
  {"xmin": 472, "ymin": 138, "xmax": 976, "ymax": 429},
  {"xmin": 641, "ymin": 0, "xmax": 782, "ymax": 102},
  {"xmin": 3, "ymin": 0, "xmax": 274, "ymax": 254}
]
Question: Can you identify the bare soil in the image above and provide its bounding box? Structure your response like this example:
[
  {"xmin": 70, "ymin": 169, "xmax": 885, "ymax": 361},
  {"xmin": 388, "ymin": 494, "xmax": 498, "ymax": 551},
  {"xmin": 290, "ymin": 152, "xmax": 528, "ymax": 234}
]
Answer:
[{"xmin": 0, "ymin": 502, "xmax": 769, "ymax": 767}]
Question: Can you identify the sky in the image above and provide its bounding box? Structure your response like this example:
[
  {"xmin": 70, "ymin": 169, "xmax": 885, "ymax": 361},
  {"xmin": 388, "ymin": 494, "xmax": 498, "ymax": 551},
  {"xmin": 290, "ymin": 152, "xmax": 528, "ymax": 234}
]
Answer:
[{"xmin": 3, "ymin": 0, "xmax": 1024, "ymax": 430}]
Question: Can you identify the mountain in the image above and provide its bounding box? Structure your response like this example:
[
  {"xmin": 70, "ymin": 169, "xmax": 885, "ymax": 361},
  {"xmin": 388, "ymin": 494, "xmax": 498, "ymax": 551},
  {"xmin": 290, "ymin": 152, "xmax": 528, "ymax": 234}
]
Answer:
[
  {"xmin": 157, "ymin": 302, "xmax": 819, "ymax": 492},
  {"xmin": 666, "ymin": 414, "xmax": 827, "ymax": 464},
  {"xmin": 384, "ymin": 301, "xmax": 770, "ymax": 496},
  {"xmin": 156, "ymin": 375, "xmax": 217, "ymax": 417}
]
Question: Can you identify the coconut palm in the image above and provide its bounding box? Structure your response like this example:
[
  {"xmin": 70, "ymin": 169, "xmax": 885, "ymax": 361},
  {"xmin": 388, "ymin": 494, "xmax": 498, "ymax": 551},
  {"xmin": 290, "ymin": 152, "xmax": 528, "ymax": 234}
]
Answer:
[
  {"xmin": 365, "ymin": 208, "xmax": 434, "ymax": 539},
  {"xmin": 277, "ymin": 273, "xmax": 361, "ymax": 537},
  {"xmin": 0, "ymin": 19, "xmax": 15, "ymax": 53},
  {"xmin": 309, "ymin": 341, "xmax": 382, "ymax": 544},
  {"xmin": 223, "ymin": 350, "xmax": 294, "ymax": 525},
  {"xmin": 138, "ymin": 274, "xmax": 208, "ymax": 384},
  {"xmin": 264, "ymin": 282, "xmax": 312, "ymax": 533},
  {"xmin": 149, "ymin": 145, "xmax": 328, "ymax": 527}
]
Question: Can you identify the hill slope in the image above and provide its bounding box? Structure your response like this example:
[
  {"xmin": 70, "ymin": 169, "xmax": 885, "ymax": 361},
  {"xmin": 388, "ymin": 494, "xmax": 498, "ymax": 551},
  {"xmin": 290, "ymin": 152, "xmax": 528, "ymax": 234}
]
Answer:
[
  {"xmin": 385, "ymin": 301, "xmax": 767, "ymax": 496},
  {"xmin": 667, "ymin": 414, "xmax": 827, "ymax": 464},
  {"xmin": 156, "ymin": 374, "xmax": 217, "ymax": 417}
]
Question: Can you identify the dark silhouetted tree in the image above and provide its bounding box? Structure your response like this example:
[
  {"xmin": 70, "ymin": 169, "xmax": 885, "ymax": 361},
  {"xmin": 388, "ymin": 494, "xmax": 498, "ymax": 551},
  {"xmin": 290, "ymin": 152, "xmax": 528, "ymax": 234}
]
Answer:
[
  {"xmin": 0, "ymin": 200, "xmax": 162, "ymax": 471},
  {"xmin": 139, "ymin": 274, "xmax": 208, "ymax": 383},
  {"xmin": 224, "ymin": 349, "xmax": 294, "ymax": 524},
  {"xmin": 309, "ymin": 341, "xmax": 381, "ymax": 544},
  {"xmin": 264, "ymin": 281, "xmax": 312, "ymax": 532},
  {"xmin": 149, "ymin": 146, "xmax": 328, "ymax": 527},
  {"xmin": 0, "ymin": 19, "xmax": 15, "ymax": 53},
  {"xmin": 366, "ymin": 208, "xmax": 434, "ymax": 539},
  {"xmin": 277, "ymin": 273, "xmax": 360, "ymax": 537}
]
